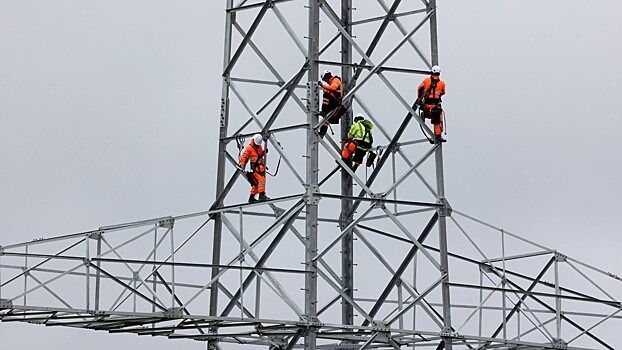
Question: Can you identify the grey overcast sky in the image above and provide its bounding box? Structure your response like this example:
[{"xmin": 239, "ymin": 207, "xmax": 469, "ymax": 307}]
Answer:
[{"xmin": 1, "ymin": 1, "xmax": 621, "ymax": 349}]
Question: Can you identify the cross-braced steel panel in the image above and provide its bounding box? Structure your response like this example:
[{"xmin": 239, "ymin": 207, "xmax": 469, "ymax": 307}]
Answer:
[{"xmin": 1, "ymin": 1, "xmax": 621, "ymax": 350}]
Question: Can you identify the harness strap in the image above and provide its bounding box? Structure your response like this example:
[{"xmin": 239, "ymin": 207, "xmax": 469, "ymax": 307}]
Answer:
[{"xmin": 422, "ymin": 77, "xmax": 439, "ymax": 105}]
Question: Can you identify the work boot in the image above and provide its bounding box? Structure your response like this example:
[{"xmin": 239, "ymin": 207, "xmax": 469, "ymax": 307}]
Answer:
[
  {"xmin": 258, "ymin": 192, "xmax": 270, "ymax": 201},
  {"xmin": 434, "ymin": 134, "xmax": 446, "ymax": 143},
  {"xmin": 351, "ymin": 163, "xmax": 360, "ymax": 172},
  {"xmin": 248, "ymin": 194, "xmax": 257, "ymax": 203},
  {"xmin": 319, "ymin": 124, "xmax": 328, "ymax": 138}
]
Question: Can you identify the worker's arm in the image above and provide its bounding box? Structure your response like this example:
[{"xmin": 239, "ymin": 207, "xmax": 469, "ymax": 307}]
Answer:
[
  {"xmin": 417, "ymin": 80, "xmax": 426, "ymax": 101},
  {"xmin": 239, "ymin": 147, "xmax": 249, "ymax": 167},
  {"xmin": 323, "ymin": 79, "xmax": 341, "ymax": 92},
  {"xmin": 347, "ymin": 123, "xmax": 358, "ymax": 139}
]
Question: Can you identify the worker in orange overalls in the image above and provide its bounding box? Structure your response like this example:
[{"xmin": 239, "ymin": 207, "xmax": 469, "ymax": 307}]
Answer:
[
  {"xmin": 319, "ymin": 70, "xmax": 344, "ymax": 138},
  {"xmin": 417, "ymin": 65, "xmax": 446, "ymax": 143},
  {"xmin": 239, "ymin": 134, "xmax": 269, "ymax": 203}
]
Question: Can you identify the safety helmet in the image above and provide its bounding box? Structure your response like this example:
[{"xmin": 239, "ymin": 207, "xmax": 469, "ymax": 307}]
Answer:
[
  {"xmin": 354, "ymin": 113, "xmax": 365, "ymax": 122},
  {"xmin": 322, "ymin": 70, "xmax": 332, "ymax": 81},
  {"xmin": 252, "ymin": 133, "xmax": 263, "ymax": 145},
  {"xmin": 431, "ymin": 65, "xmax": 441, "ymax": 74}
]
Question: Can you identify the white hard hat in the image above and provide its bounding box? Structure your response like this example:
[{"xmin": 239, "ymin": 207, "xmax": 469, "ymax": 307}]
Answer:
[
  {"xmin": 252, "ymin": 134, "xmax": 263, "ymax": 145},
  {"xmin": 322, "ymin": 70, "xmax": 331, "ymax": 80},
  {"xmin": 431, "ymin": 65, "xmax": 441, "ymax": 74},
  {"xmin": 354, "ymin": 113, "xmax": 365, "ymax": 121}
]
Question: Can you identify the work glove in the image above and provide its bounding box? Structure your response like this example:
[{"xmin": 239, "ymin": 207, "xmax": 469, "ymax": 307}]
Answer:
[{"xmin": 318, "ymin": 80, "xmax": 327, "ymax": 88}]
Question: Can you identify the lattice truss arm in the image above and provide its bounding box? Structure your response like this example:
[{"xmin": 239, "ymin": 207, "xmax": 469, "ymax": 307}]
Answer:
[
  {"xmin": 1, "ymin": 1, "xmax": 621, "ymax": 350},
  {"xmin": 1, "ymin": 210, "xmax": 621, "ymax": 348}
]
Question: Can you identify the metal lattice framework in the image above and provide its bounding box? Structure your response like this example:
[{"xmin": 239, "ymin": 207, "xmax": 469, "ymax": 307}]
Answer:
[{"xmin": 1, "ymin": 1, "xmax": 621, "ymax": 349}]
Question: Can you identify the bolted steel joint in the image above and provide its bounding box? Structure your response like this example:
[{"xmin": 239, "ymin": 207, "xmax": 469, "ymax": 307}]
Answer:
[
  {"xmin": 304, "ymin": 185, "xmax": 320, "ymax": 205},
  {"xmin": 87, "ymin": 230, "xmax": 103, "ymax": 240},
  {"xmin": 0, "ymin": 299, "xmax": 13, "ymax": 309},
  {"xmin": 267, "ymin": 336, "xmax": 287, "ymax": 348},
  {"xmin": 207, "ymin": 340, "xmax": 220, "ymax": 350},
  {"xmin": 370, "ymin": 193, "xmax": 385, "ymax": 209},
  {"xmin": 163, "ymin": 307, "xmax": 184, "ymax": 318},
  {"xmin": 439, "ymin": 326, "xmax": 455, "ymax": 337},
  {"xmin": 83, "ymin": 259, "xmax": 91, "ymax": 268},
  {"xmin": 158, "ymin": 217, "xmax": 174, "ymax": 229},
  {"xmin": 551, "ymin": 339, "xmax": 568, "ymax": 349},
  {"xmin": 555, "ymin": 252, "xmax": 568, "ymax": 262},
  {"xmin": 371, "ymin": 320, "xmax": 390, "ymax": 342},
  {"xmin": 0, "ymin": 245, "xmax": 4, "ymax": 256},
  {"xmin": 437, "ymin": 196, "xmax": 452, "ymax": 217}
]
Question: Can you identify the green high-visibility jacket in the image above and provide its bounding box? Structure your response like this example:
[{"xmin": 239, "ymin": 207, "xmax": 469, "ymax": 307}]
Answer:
[{"xmin": 348, "ymin": 119, "xmax": 373, "ymax": 149}]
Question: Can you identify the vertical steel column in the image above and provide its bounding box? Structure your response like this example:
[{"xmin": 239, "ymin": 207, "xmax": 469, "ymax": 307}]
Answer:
[
  {"xmin": 502, "ymin": 229, "xmax": 507, "ymax": 340},
  {"xmin": 152, "ymin": 227, "xmax": 157, "ymax": 317},
  {"xmin": 170, "ymin": 227, "xmax": 175, "ymax": 308},
  {"xmin": 554, "ymin": 255, "xmax": 562, "ymax": 341},
  {"xmin": 428, "ymin": 0, "xmax": 439, "ymax": 66},
  {"xmin": 86, "ymin": 233, "xmax": 90, "ymax": 310},
  {"xmin": 340, "ymin": 0, "xmax": 354, "ymax": 328},
  {"xmin": 23, "ymin": 246, "xmax": 27, "ymax": 307},
  {"xmin": 429, "ymin": 0, "xmax": 453, "ymax": 347},
  {"xmin": 305, "ymin": 1, "xmax": 320, "ymax": 349},
  {"xmin": 95, "ymin": 235, "xmax": 101, "ymax": 310},
  {"xmin": 210, "ymin": 1, "xmax": 234, "ymax": 347},
  {"xmin": 412, "ymin": 254, "xmax": 418, "ymax": 350},
  {"xmin": 478, "ymin": 268, "xmax": 483, "ymax": 338}
]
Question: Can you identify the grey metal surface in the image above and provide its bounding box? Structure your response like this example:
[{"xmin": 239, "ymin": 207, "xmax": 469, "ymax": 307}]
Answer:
[
  {"xmin": 1, "ymin": 1, "xmax": 621, "ymax": 350},
  {"xmin": 340, "ymin": 0, "xmax": 354, "ymax": 330}
]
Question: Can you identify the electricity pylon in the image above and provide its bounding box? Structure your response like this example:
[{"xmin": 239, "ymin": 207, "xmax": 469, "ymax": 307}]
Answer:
[{"xmin": 1, "ymin": 1, "xmax": 621, "ymax": 349}]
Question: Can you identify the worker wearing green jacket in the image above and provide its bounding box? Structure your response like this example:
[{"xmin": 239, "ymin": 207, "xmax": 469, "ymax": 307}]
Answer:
[{"xmin": 342, "ymin": 113, "xmax": 373, "ymax": 171}]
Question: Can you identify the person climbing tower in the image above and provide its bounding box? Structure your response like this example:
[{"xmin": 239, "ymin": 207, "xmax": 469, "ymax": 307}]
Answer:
[
  {"xmin": 417, "ymin": 65, "xmax": 446, "ymax": 143},
  {"xmin": 342, "ymin": 113, "xmax": 373, "ymax": 172},
  {"xmin": 239, "ymin": 134, "xmax": 269, "ymax": 203},
  {"xmin": 318, "ymin": 70, "xmax": 344, "ymax": 138}
]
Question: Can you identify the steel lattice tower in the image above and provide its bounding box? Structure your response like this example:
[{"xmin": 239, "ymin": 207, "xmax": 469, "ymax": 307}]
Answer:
[{"xmin": 1, "ymin": 1, "xmax": 621, "ymax": 350}]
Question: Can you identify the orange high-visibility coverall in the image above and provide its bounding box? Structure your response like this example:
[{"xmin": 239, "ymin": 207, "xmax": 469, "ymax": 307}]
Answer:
[
  {"xmin": 319, "ymin": 76, "xmax": 345, "ymax": 137},
  {"xmin": 239, "ymin": 140, "xmax": 266, "ymax": 195},
  {"xmin": 417, "ymin": 76, "xmax": 446, "ymax": 135},
  {"xmin": 321, "ymin": 76, "xmax": 343, "ymax": 118}
]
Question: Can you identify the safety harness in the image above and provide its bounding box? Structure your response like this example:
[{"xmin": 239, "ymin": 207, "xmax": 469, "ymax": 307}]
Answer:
[
  {"xmin": 236, "ymin": 134, "xmax": 281, "ymax": 178},
  {"xmin": 418, "ymin": 76, "xmax": 446, "ymax": 141}
]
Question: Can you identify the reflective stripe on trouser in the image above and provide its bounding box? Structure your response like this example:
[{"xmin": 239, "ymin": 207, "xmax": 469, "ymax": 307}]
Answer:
[
  {"xmin": 250, "ymin": 172, "xmax": 266, "ymax": 195},
  {"xmin": 434, "ymin": 117, "xmax": 443, "ymax": 135}
]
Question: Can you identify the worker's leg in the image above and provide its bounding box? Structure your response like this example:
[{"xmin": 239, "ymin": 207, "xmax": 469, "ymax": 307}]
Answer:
[
  {"xmin": 319, "ymin": 103, "xmax": 330, "ymax": 137},
  {"xmin": 428, "ymin": 105, "xmax": 445, "ymax": 142},
  {"xmin": 352, "ymin": 148, "xmax": 366, "ymax": 170},
  {"xmin": 256, "ymin": 173, "xmax": 268, "ymax": 201},
  {"xmin": 248, "ymin": 182, "xmax": 258, "ymax": 203},
  {"xmin": 433, "ymin": 116, "xmax": 445, "ymax": 142},
  {"xmin": 433, "ymin": 116, "xmax": 443, "ymax": 135},
  {"xmin": 420, "ymin": 109, "xmax": 429, "ymax": 124},
  {"xmin": 319, "ymin": 100, "xmax": 338, "ymax": 138}
]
